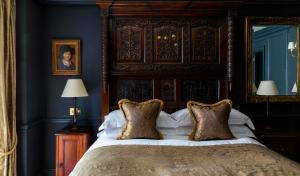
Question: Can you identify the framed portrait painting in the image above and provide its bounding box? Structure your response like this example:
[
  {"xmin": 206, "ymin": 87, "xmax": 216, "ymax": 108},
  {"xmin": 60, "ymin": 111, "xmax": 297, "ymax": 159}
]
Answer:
[{"xmin": 52, "ymin": 39, "xmax": 81, "ymax": 75}]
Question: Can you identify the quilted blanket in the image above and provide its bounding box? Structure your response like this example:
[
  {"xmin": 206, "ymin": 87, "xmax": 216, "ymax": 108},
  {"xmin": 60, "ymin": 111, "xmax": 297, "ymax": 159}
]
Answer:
[{"xmin": 70, "ymin": 144, "xmax": 300, "ymax": 176}]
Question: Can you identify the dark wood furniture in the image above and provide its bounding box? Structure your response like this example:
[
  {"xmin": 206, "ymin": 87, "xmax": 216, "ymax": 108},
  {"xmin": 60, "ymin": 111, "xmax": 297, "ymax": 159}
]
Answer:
[
  {"xmin": 55, "ymin": 127, "xmax": 92, "ymax": 176},
  {"xmin": 255, "ymin": 128, "xmax": 300, "ymax": 163},
  {"xmin": 96, "ymin": 0, "xmax": 241, "ymax": 120}
]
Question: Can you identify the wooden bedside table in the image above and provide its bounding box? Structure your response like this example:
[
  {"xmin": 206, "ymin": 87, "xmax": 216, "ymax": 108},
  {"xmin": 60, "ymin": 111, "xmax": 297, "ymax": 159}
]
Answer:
[
  {"xmin": 255, "ymin": 129, "xmax": 300, "ymax": 163},
  {"xmin": 55, "ymin": 126, "xmax": 92, "ymax": 176}
]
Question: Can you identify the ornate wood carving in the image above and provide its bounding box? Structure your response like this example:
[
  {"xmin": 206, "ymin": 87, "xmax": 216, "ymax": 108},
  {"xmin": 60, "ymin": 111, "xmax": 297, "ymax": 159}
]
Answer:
[
  {"xmin": 227, "ymin": 9, "xmax": 235, "ymax": 96},
  {"xmin": 116, "ymin": 26, "xmax": 144, "ymax": 63},
  {"xmin": 182, "ymin": 80, "xmax": 219, "ymax": 101},
  {"xmin": 153, "ymin": 25, "xmax": 182, "ymax": 62},
  {"xmin": 192, "ymin": 26, "xmax": 218, "ymax": 63},
  {"xmin": 112, "ymin": 17, "xmax": 227, "ymax": 71},
  {"xmin": 160, "ymin": 80, "xmax": 175, "ymax": 102},
  {"xmin": 101, "ymin": 9, "xmax": 109, "ymax": 93},
  {"xmin": 112, "ymin": 80, "xmax": 153, "ymax": 105},
  {"xmin": 112, "ymin": 64, "xmax": 225, "ymax": 73},
  {"xmin": 99, "ymin": 3, "xmax": 112, "ymax": 119},
  {"xmin": 96, "ymin": 1, "xmax": 238, "ymax": 119}
]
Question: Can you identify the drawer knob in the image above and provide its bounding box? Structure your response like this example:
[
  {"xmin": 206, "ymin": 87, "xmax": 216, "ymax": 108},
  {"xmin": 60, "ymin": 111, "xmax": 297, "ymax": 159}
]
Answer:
[{"xmin": 59, "ymin": 163, "xmax": 64, "ymax": 168}]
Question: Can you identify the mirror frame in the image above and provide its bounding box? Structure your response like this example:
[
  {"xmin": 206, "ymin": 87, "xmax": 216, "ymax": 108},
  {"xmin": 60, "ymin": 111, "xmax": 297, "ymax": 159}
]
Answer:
[{"xmin": 245, "ymin": 17, "xmax": 300, "ymax": 103}]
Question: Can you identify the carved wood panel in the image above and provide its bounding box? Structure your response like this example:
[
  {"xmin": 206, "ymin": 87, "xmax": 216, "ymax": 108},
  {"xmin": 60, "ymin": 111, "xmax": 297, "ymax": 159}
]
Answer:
[
  {"xmin": 160, "ymin": 79, "xmax": 175, "ymax": 102},
  {"xmin": 116, "ymin": 26, "xmax": 144, "ymax": 63},
  {"xmin": 153, "ymin": 25, "xmax": 182, "ymax": 63},
  {"xmin": 112, "ymin": 17, "xmax": 226, "ymax": 71},
  {"xmin": 182, "ymin": 80, "xmax": 219, "ymax": 101},
  {"xmin": 191, "ymin": 26, "xmax": 219, "ymax": 63},
  {"xmin": 112, "ymin": 80, "xmax": 153, "ymax": 105}
]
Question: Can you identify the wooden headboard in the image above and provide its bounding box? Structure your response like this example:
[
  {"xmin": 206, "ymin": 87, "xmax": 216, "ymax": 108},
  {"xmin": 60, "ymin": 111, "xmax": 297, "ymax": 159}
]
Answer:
[{"xmin": 96, "ymin": 0, "xmax": 241, "ymax": 120}]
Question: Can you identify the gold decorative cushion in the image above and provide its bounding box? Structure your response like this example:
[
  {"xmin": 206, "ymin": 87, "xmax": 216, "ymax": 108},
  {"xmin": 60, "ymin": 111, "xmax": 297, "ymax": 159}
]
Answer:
[
  {"xmin": 117, "ymin": 99, "xmax": 164, "ymax": 140},
  {"xmin": 187, "ymin": 99, "xmax": 234, "ymax": 141}
]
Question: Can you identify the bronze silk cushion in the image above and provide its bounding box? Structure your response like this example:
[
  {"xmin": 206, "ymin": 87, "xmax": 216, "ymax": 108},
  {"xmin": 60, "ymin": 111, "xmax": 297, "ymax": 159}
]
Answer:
[
  {"xmin": 187, "ymin": 99, "xmax": 234, "ymax": 141},
  {"xmin": 117, "ymin": 99, "xmax": 164, "ymax": 140}
]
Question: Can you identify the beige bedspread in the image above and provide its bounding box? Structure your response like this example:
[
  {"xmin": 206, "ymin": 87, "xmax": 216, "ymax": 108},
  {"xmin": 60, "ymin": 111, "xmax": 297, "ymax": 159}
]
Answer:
[{"xmin": 70, "ymin": 144, "xmax": 300, "ymax": 176}]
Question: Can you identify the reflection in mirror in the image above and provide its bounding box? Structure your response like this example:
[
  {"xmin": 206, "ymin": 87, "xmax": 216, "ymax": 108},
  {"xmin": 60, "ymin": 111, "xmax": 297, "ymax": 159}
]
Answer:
[
  {"xmin": 245, "ymin": 17, "xmax": 300, "ymax": 102},
  {"xmin": 252, "ymin": 25, "xmax": 297, "ymax": 95}
]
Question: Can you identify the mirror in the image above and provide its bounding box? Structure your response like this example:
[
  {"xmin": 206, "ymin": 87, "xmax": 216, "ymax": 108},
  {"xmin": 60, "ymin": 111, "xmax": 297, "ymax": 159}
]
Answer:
[{"xmin": 245, "ymin": 17, "xmax": 300, "ymax": 102}]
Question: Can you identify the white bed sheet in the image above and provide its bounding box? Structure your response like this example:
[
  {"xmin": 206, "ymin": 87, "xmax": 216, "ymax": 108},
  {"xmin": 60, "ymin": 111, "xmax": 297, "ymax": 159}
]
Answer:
[{"xmin": 88, "ymin": 133, "xmax": 263, "ymax": 153}]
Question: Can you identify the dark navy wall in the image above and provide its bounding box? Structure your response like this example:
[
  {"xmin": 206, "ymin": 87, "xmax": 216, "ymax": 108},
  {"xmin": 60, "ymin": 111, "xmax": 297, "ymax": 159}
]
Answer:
[
  {"xmin": 42, "ymin": 5, "xmax": 101, "ymax": 176},
  {"xmin": 16, "ymin": 1, "xmax": 102, "ymax": 176},
  {"xmin": 16, "ymin": 0, "xmax": 44, "ymax": 175},
  {"xmin": 43, "ymin": 6, "xmax": 101, "ymax": 120}
]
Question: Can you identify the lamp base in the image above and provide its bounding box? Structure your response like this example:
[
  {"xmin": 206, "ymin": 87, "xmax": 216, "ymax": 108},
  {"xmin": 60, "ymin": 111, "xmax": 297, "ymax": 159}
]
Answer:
[
  {"xmin": 71, "ymin": 123, "xmax": 78, "ymax": 130},
  {"xmin": 70, "ymin": 114, "xmax": 78, "ymax": 131}
]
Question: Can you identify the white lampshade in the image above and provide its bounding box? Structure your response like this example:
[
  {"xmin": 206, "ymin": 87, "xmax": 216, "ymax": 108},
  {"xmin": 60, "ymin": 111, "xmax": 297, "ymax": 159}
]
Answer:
[
  {"xmin": 61, "ymin": 79, "xmax": 88, "ymax": 97},
  {"xmin": 288, "ymin": 42, "xmax": 296, "ymax": 50},
  {"xmin": 292, "ymin": 82, "xmax": 297, "ymax": 93},
  {"xmin": 256, "ymin": 80, "xmax": 279, "ymax": 95}
]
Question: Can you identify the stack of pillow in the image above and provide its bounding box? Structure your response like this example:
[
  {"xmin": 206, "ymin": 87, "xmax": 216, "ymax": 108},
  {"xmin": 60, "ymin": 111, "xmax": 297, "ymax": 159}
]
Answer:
[{"xmin": 98, "ymin": 99, "xmax": 256, "ymax": 140}]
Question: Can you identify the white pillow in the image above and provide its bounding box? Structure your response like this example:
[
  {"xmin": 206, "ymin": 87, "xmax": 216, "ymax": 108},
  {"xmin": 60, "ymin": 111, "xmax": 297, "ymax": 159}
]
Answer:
[
  {"xmin": 97, "ymin": 127, "xmax": 190, "ymax": 140},
  {"xmin": 157, "ymin": 111, "xmax": 178, "ymax": 128},
  {"xmin": 170, "ymin": 109, "xmax": 192, "ymax": 127},
  {"xmin": 229, "ymin": 125, "xmax": 256, "ymax": 138},
  {"xmin": 171, "ymin": 108, "xmax": 255, "ymax": 130},
  {"xmin": 98, "ymin": 110, "xmax": 124, "ymax": 131},
  {"xmin": 97, "ymin": 125, "xmax": 256, "ymax": 139},
  {"xmin": 97, "ymin": 128, "xmax": 122, "ymax": 138},
  {"xmin": 98, "ymin": 109, "xmax": 178, "ymax": 131},
  {"xmin": 160, "ymin": 125, "xmax": 256, "ymax": 139},
  {"xmin": 229, "ymin": 109, "xmax": 255, "ymax": 130}
]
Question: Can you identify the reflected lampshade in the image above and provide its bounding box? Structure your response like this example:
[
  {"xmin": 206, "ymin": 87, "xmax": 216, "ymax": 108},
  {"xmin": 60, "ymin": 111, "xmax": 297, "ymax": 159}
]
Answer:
[
  {"xmin": 292, "ymin": 82, "xmax": 297, "ymax": 93},
  {"xmin": 61, "ymin": 79, "xmax": 89, "ymax": 97},
  {"xmin": 288, "ymin": 42, "xmax": 296, "ymax": 50},
  {"xmin": 256, "ymin": 80, "xmax": 279, "ymax": 95}
]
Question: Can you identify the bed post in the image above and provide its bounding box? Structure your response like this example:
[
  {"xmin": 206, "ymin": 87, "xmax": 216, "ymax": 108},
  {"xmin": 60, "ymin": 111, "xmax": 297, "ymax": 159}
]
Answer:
[
  {"xmin": 97, "ymin": 0, "xmax": 112, "ymax": 120},
  {"xmin": 227, "ymin": 8, "xmax": 236, "ymax": 99}
]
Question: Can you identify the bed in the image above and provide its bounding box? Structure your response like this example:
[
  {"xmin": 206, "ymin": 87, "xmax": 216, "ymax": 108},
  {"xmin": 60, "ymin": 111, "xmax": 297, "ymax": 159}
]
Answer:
[
  {"xmin": 70, "ymin": 108, "xmax": 300, "ymax": 176},
  {"xmin": 70, "ymin": 1, "xmax": 300, "ymax": 175}
]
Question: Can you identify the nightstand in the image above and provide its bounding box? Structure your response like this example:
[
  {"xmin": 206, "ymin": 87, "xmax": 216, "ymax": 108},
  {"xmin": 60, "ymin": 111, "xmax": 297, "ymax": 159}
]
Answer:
[
  {"xmin": 255, "ymin": 129, "xmax": 300, "ymax": 163},
  {"xmin": 55, "ymin": 126, "xmax": 92, "ymax": 176}
]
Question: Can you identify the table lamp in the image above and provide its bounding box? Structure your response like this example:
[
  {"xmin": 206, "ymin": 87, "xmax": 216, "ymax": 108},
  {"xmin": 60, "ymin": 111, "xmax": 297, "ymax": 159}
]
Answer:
[
  {"xmin": 61, "ymin": 79, "xmax": 88, "ymax": 129},
  {"xmin": 256, "ymin": 80, "xmax": 279, "ymax": 129}
]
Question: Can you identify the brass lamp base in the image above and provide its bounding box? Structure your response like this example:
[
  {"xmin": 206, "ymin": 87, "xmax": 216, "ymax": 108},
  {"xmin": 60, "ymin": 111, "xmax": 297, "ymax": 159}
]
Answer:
[
  {"xmin": 70, "ymin": 97, "xmax": 79, "ymax": 131},
  {"xmin": 71, "ymin": 123, "xmax": 78, "ymax": 130},
  {"xmin": 70, "ymin": 114, "xmax": 78, "ymax": 131}
]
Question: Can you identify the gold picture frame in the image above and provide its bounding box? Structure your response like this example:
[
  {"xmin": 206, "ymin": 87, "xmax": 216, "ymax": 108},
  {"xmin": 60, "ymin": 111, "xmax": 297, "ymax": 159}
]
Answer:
[{"xmin": 52, "ymin": 39, "xmax": 81, "ymax": 75}]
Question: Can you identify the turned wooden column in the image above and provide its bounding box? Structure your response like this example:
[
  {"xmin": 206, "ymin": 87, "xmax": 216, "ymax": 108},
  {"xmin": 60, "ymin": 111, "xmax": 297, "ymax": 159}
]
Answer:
[
  {"xmin": 227, "ymin": 9, "xmax": 236, "ymax": 99},
  {"xmin": 97, "ymin": 1, "xmax": 112, "ymax": 119}
]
